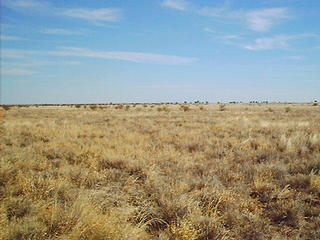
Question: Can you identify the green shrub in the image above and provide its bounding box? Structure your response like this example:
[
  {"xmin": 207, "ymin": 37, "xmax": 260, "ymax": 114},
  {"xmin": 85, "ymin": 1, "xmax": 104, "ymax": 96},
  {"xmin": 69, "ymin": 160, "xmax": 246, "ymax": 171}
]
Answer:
[
  {"xmin": 90, "ymin": 105, "xmax": 97, "ymax": 110},
  {"xmin": 3, "ymin": 105, "xmax": 11, "ymax": 111}
]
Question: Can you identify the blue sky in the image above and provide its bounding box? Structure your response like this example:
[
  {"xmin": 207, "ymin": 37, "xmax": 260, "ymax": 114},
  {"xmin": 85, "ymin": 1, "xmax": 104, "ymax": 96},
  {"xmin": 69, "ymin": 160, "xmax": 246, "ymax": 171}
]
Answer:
[{"xmin": 1, "ymin": 0, "xmax": 319, "ymax": 104}]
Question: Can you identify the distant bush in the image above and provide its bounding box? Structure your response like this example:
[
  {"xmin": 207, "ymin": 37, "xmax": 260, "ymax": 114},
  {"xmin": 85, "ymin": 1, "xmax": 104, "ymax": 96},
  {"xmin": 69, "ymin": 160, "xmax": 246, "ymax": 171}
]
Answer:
[
  {"xmin": 312, "ymin": 103, "xmax": 318, "ymax": 106},
  {"xmin": 90, "ymin": 105, "xmax": 97, "ymax": 110},
  {"xmin": 267, "ymin": 107, "xmax": 273, "ymax": 112},
  {"xmin": 75, "ymin": 104, "xmax": 81, "ymax": 109},
  {"xmin": 2, "ymin": 105, "xmax": 11, "ymax": 111},
  {"xmin": 219, "ymin": 104, "xmax": 226, "ymax": 111},
  {"xmin": 125, "ymin": 105, "xmax": 130, "ymax": 111},
  {"xmin": 115, "ymin": 105, "xmax": 123, "ymax": 110},
  {"xmin": 180, "ymin": 105, "xmax": 190, "ymax": 112},
  {"xmin": 157, "ymin": 107, "xmax": 169, "ymax": 112},
  {"xmin": 285, "ymin": 107, "xmax": 291, "ymax": 112}
]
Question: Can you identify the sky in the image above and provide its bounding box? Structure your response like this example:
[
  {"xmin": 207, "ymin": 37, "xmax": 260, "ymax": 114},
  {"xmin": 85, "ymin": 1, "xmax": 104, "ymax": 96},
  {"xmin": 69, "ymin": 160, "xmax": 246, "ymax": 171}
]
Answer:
[{"xmin": 1, "ymin": 0, "xmax": 319, "ymax": 104}]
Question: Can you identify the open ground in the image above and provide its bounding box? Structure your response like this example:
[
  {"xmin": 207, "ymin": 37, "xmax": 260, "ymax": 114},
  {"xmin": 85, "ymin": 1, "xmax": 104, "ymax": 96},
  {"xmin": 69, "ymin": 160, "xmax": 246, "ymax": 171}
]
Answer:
[{"xmin": 1, "ymin": 103, "xmax": 320, "ymax": 239}]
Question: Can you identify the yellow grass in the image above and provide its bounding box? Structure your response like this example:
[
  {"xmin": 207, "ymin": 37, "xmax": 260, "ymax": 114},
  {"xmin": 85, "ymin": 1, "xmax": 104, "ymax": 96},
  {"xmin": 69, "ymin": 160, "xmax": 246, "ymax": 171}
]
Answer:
[{"xmin": 1, "ymin": 103, "xmax": 320, "ymax": 239}]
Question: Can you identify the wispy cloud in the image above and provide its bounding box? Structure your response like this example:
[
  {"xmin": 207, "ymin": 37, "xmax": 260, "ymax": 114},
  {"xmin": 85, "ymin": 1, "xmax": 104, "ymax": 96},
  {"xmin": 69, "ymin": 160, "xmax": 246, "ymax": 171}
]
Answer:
[
  {"xmin": 137, "ymin": 83, "xmax": 195, "ymax": 89},
  {"xmin": 1, "ymin": 49, "xmax": 39, "ymax": 58},
  {"xmin": 64, "ymin": 61, "xmax": 81, "ymax": 65},
  {"xmin": 283, "ymin": 56, "xmax": 302, "ymax": 60},
  {"xmin": 41, "ymin": 28, "xmax": 84, "ymax": 35},
  {"xmin": 2, "ymin": 60, "xmax": 51, "ymax": 67},
  {"xmin": 1, "ymin": 58, "xmax": 82, "ymax": 76},
  {"xmin": 3, "ymin": 0, "xmax": 122, "ymax": 24},
  {"xmin": 48, "ymin": 47, "xmax": 198, "ymax": 65},
  {"xmin": 203, "ymin": 27, "xmax": 242, "ymax": 45},
  {"xmin": 219, "ymin": 34, "xmax": 242, "ymax": 40},
  {"xmin": 2, "ymin": 0, "xmax": 49, "ymax": 13},
  {"xmin": 162, "ymin": 0, "xmax": 189, "ymax": 11},
  {"xmin": 3, "ymin": 0, "xmax": 47, "ymax": 9},
  {"xmin": 0, "ymin": 35, "xmax": 23, "ymax": 41},
  {"xmin": 172, "ymin": 0, "xmax": 290, "ymax": 32},
  {"xmin": 1, "ymin": 67, "xmax": 38, "ymax": 76},
  {"xmin": 199, "ymin": 4, "xmax": 289, "ymax": 32},
  {"xmin": 2, "ymin": 47, "xmax": 197, "ymax": 65},
  {"xmin": 245, "ymin": 8, "xmax": 289, "ymax": 32},
  {"xmin": 1, "ymin": 59, "xmax": 81, "ymax": 70},
  {"xmin": 244, "ymin": 35, "xmax": 290, "ymax": 50},
  {"xmin": 62, "ymin": 8, "xmax": 121, "ymax": 23},
  {"xmin": 198, "ymin": 2, "xmax": 231, "ymax": 18},
  {"xmin": 203, "ymin": 27, "xmax": 216, "ymax": 33},
  {"xmin": 244, "ymin": 34, "xmax": 317, "ymax": 50}
]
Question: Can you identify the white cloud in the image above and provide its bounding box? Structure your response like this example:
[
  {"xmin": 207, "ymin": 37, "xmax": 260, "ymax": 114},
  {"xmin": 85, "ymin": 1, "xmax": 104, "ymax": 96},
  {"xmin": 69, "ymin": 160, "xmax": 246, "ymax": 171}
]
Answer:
[
  {"xmin": 62, "ymin": 8, "xmax": 121, "ymax": 22},
  {"xmin": 3, "ymin": 0, "xmax": 122, "ymax": 23},
  {"xmin": 48, "ymin": 47, "xmax": 198, "ymax": 64},
  {"xmin": 137, "ymin": 83, "xmax": 195, "ymax": 89},
  {"xmin": 3, "ymin": 0, "xmax": 47, "ymax": 9},
  {"xmin": 244, "ymin": 34, "xmax": 317, "ymax": 51},
  {"xmin": 244, "ymin": 35, "xmax": 290, "ymax": 50},
  {"xmin": 1, "ymin": 59, "xmax": 81, "ymax": 71},
  {"xmin": 1, "ymin": 67, "xmax": 38, "ymax": 75},
  {"xmin": 283, "ymin": 56, "xmax": 301, "ymax": 60},
  {"xmin": 220, "ymin": 34, "xmax": 241, "ymax": 40},
  {"xmin": 1, "ymin": 23, "xmax": 14, "ymax": 30},
  {"xmin": 204, "ymin": 27, "xmax": 216, "ymax": 33},
  {"xmin": 200, "ymin": 6, "xmax": 289, "ymax": 32},
  {"xmin": 199, "ymin": 6, "xmax": 230, "ymax": 18},
  {"xmin": 64, "ymin": 61, "xmax": 81, "ymax": 65},
  {"xmin": 2, "ymin": 47, "xmax": 197, "ymax": 64},
  {"xmin": 0, "ymin": 35, "xmax": 22, "ymax": 41},
  {"xmin": 162, "ymin": 0, "xmax": 188, "ymax": 11},
  {"xmin": 2, "ymin": 60, "xmax": 55, "ymax": 67},
  {"xmin": 246, "ymin": 8, "xmax": 289, "ymax": 32},
  {"xmin": 42, "ymin": 28, "xmax": 84, "ymax": 35},
  {"xmin": 1, "ymin": 49, "xmax": 39, "ymax": 58}
]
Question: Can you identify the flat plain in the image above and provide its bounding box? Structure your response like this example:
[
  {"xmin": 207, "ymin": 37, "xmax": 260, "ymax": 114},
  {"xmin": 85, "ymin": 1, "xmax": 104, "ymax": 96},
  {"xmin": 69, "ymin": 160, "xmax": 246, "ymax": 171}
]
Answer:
[{"xmin": 1, "ymin": 103, "xmax": 320, "ymax": 239}]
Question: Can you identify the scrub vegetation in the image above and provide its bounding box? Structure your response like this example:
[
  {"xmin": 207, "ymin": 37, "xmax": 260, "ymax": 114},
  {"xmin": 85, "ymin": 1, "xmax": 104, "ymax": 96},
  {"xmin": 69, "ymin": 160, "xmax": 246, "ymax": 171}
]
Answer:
[{"xmin": 1, "ymin": 103, "xmax": 320, "ymax": 239}]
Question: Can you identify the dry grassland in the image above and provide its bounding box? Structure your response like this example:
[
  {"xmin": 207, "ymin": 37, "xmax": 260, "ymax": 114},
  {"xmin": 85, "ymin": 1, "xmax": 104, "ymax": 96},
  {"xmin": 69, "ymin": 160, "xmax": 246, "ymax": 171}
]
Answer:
[{"xmin": 1, "ymin": 103, "xmax": 320, "ymax": 239}]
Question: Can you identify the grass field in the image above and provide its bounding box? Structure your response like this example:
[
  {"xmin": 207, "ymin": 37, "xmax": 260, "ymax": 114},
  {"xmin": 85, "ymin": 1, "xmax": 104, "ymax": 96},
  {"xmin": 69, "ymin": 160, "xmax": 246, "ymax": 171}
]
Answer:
[{"xmin": 1, "ymin": 103, "xmax": 320, "ymax": 239}]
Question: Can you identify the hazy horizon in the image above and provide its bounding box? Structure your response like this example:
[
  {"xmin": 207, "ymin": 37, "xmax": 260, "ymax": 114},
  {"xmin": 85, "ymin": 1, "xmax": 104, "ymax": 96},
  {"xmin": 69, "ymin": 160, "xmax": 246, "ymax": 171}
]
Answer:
[{"xmin": 1, "ymin": 0, "xmax": 320, "ymax": 104}]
